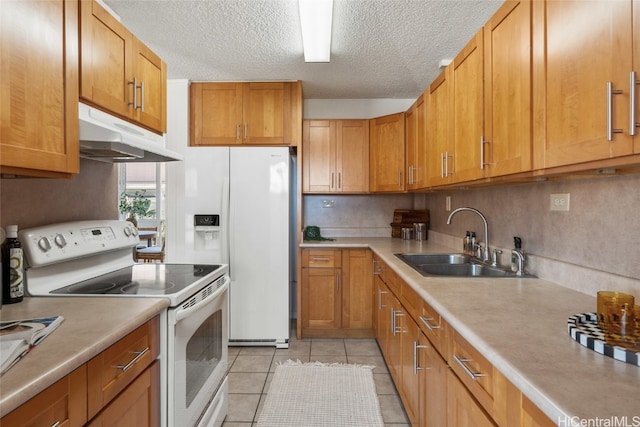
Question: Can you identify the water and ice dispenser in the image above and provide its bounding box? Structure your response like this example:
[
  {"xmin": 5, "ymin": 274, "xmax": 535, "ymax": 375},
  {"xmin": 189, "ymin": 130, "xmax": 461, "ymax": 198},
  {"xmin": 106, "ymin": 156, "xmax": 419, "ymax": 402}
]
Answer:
[{"xmin": 194, "ymin": 214, "xmax": 220, "ymax": 251}]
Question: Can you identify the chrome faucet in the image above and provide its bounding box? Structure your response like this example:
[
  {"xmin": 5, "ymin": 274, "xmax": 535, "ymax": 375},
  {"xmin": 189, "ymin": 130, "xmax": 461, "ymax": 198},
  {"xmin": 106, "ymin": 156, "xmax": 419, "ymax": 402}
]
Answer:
[{"xmin": 447, "ymin": 207, "xmax": 490, "ymax": 263}]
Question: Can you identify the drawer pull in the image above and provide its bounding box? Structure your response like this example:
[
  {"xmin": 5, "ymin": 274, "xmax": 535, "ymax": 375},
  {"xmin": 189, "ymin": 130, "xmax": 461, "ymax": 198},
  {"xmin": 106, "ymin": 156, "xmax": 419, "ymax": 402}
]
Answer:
[
  {"xmin": 311, "ymin": 257, "xmax": 331, "ymax": 262},
  {"xmin": 419, "ymin": 315, "xmax": 441, "ymax": 331},
  {"xmin": 51, "ymin": 422, "xmax": 61, "ymax": 427},
  {"xmin": 378, "ymin": 289, "xmax": 388, "ymax": 309},
  {"xmin": 115, "ymin": 347, "xmax": 150, "ymax": 372},
  {"xmin": 413, "ymin": 341, "xmax": 428, "ymax": 374},
  {"xmin": 453, "ymin": 354, "xmax": 486, "ymax": 381}
]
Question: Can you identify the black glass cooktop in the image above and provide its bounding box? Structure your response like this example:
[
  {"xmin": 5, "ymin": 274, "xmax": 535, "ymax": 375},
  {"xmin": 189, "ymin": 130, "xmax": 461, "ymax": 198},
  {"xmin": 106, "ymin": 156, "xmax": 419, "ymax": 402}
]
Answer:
[{"xmin": 51, "ymin": 264, "xmax": 223, "ymax": 296}]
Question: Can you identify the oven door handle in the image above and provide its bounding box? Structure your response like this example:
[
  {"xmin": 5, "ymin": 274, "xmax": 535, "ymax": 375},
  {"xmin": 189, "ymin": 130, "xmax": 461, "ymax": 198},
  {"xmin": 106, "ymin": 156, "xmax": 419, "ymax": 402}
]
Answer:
[{"xmin": 174, "ymin": 275, "xmax": 229, "ymax": 323}]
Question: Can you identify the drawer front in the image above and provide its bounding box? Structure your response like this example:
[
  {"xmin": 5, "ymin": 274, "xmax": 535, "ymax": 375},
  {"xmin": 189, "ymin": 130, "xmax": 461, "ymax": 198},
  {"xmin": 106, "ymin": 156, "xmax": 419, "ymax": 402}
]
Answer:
[
  {"xmin": 418, "ymin": 299, "xmax": 447, "ymax": 355},
  {"xmin": 303, "ymin": 249, "xmax": 340, "ymax": 268},
  {"xmin": 448, "ymin": 328, "xmax": 495, "ymax": 417},
  {"xmin": 400, "ymin": 279, "xmax": 421, "ymax": 321},
  {"xmin": 87, "ymin": 316, "xmax": 160, "ymax": 419}
]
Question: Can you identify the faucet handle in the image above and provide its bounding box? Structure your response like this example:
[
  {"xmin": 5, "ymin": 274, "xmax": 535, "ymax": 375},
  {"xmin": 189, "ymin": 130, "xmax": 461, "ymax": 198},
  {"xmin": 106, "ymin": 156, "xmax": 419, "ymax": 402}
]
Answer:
[{"xmin": 491, "ymin": 249, "xmax": 503, "ymax": 266}]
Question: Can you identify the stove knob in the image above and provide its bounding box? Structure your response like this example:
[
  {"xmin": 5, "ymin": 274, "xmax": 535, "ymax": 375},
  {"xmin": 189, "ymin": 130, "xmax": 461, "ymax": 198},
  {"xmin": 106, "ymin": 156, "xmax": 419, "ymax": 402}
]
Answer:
[
  {"xmin": 38, "ymin": 237, "xmax": 52, "ymax": 252},
  {"xmin": 54, "ymin": 233, "xmax": 67, "ymax": 248}
]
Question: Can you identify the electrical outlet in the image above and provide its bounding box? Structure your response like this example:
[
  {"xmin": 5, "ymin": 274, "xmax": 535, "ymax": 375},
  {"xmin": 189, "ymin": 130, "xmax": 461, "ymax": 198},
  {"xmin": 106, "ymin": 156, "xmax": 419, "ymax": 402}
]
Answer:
[
  {"xmin": 445, "ymin": 196, "xmax": 451, "ymax": 211},
  {"xmin": 322, "ymin": 200, "xmax": 335, "ymax": 208},
  {"xmin": 550, "ymin": 193, "xmax": 570, "ymax": 211}
]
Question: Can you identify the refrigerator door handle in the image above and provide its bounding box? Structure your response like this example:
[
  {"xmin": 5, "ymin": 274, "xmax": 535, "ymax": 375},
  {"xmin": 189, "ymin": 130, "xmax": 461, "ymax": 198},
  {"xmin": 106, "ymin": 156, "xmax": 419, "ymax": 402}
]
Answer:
[{"xmin": 221, "ymin": 176, "xmax": 231, "ymax": 275}]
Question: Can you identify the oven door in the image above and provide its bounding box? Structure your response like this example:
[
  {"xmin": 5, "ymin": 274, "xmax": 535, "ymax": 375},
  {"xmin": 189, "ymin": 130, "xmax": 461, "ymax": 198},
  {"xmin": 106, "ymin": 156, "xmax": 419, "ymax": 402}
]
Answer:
[{"xmin": 167, "ymin": 275, "xmax": 229, "ymax": 427}]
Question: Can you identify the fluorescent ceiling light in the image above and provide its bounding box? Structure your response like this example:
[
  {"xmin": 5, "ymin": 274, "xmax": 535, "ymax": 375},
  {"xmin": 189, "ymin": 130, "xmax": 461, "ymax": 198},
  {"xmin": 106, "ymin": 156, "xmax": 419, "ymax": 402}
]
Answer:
[{"xmin": 298, "ymin": 0, "xmax": 333, "ymax": 62}]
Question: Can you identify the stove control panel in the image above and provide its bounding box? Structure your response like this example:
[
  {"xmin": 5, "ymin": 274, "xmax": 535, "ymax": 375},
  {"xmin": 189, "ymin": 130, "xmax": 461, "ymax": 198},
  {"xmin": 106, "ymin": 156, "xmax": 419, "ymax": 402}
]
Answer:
[{"xmin": 19, "ymin": 220, "xmax": 140, "ymax": 267}]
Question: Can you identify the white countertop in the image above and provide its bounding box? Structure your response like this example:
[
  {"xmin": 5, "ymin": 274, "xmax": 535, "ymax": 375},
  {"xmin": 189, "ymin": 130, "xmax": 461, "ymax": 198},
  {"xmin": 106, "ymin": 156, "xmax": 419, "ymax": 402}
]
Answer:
[
  {"xmin": 0, "ymin": 297, "xmax": 169, "ymax": 417},
  {"xmin": 301, "ymin": 237, "xmax": 640, "ymax": 424}
]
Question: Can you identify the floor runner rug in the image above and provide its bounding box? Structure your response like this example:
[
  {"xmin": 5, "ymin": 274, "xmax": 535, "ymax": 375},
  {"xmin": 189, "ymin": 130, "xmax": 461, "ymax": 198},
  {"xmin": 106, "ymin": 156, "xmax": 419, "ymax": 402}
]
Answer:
[{"xmin": 256, "ymin": 360, "xmax": 384, "ymax": 427}]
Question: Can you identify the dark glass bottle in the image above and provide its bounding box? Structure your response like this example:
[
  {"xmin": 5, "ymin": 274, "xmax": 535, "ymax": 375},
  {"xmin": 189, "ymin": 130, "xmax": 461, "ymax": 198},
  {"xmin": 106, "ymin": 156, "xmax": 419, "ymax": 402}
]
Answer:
[{"xmin": 2, "ymin": 225, "xmax": 24, "ymax": 304}]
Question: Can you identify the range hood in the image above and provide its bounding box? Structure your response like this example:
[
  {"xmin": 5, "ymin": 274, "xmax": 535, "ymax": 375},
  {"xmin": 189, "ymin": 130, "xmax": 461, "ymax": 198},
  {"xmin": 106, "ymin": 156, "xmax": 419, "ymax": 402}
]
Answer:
[{"xmin": 79, "ymin": 103, "xmax": 183, "ymax": 163}]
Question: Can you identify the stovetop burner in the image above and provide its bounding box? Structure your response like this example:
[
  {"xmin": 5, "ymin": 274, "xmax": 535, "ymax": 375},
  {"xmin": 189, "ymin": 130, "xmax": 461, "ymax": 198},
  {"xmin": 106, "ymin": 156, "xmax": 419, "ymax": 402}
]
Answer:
[{"xmin": 51, "ymin": 263, "xmax": 222, "ymax": 297}]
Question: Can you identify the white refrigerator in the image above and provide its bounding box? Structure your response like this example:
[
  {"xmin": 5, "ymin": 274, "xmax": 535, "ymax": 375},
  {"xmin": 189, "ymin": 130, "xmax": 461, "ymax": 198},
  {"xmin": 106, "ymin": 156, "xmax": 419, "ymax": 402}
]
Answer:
[{"xmin": 165, "ymin": 80, "xmax": 290, "ymax": 347}]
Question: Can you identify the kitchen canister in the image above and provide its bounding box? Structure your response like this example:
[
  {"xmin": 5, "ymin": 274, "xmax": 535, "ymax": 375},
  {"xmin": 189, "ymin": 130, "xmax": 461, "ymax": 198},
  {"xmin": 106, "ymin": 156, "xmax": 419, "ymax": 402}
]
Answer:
[
  {"xmin": 414, "ymin": 223, "xmax": 426, "ymax": 241},
  {"xmin": 401, "ymin": 227, "xmax": 414, "ymax": 240}
]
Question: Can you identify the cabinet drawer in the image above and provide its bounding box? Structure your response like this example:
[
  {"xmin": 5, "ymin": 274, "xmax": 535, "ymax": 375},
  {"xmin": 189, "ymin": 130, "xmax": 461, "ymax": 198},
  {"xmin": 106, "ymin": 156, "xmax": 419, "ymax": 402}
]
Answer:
[
  {"xmin": 1, "ymin": 366, "xmax": 87, "ymax": 427},
  {"xmin": 418, "ymin": 299, "xmax": 447, "ymax": 356},
  {"xmin": 400, "ymin": 279, "xmax": 421, "ymax": 321},
  {"xmin": 302, "ymin": 249, "xmax": 341, "ymax": 268},
  {"xmin": 448, "ymin": 327, "xmax": 495, "ymax": 418},
  {"xmin": 87, "ymin": 316, "xmax": 160, "ymax": 419}
]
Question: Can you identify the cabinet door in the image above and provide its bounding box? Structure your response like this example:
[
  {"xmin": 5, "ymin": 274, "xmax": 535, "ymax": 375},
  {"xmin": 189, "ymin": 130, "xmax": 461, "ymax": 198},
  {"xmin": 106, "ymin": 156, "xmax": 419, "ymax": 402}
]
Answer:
[
  {"xmin": 450, "ymin": 30, "xmax": 485, "ymax": 184},
  {"xmin": 1, "ymin": 366, "xmax": 87, "ymax": 427},
  {"xmin": 190, "ymin": 82, "xmax": 243, "ymax": 146},
  {"xmin": 447, "ymin": 370, "xmax": 496, "ymax": 427},
  {"xmin": 87, "ymin": 360, "xmax": 160, "ymax": 427},
  {"xmin": 428, "ymin": 70, "xmax": 451, "ymax": 187},
  {"xmin": 370, "ymin": 112, "xmax": 406, "ymax": 192},
  {"xmin": 1, "ymin": 0, "xmax": 79, "ymax": 176},
  {"xmin": 374, "ymin": 276, "xmax": 390, "ymax": 356},
  {"xmin": 337, "ymin": 120, "xmax": 370, "ymax": 192},
  {"xmin": 484, "ymin": 0, "xmax": 532, "ymax": 177},
  {"xmin": 301, "ymin": 267, "xmax": 341, "ymax": 329},
  {"xmin": 132, "ymin": 39, "xmax": 167, "ymax": 133},
  {"xmin": 80, "ymin": 0, "xmax": 133, "ymax": 119},
  {"xmin": 400, "ymin": 316, "xmax": 422, "ymax": 426},
  {"xmin": 534, "ymin": 0, "xmax": 634, "ymax": 168},
  {"xmin": 422, "ymin": 336, "xmax": 448, "ymax": 427},
  {"xmin": 303, "ymin": 120, "xmax": 336, "ymax": 192},
  {"xmin": 406, "ymin": 96, "xmax": 429, "ymax": 190},
  {"xmin": 341, "ymin": 249, "xmax": 373, "ymax": 329},
  {"xmin": 243, "ymin": 82, "xmax": 291, "ymax": 145}
]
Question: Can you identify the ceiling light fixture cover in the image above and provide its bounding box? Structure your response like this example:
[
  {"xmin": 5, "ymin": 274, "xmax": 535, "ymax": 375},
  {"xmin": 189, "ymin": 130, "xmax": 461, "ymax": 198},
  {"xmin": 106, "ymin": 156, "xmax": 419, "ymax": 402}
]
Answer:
[{"xmin": 298, "ymin": 0, "xmax": 333, "ymax": 62}]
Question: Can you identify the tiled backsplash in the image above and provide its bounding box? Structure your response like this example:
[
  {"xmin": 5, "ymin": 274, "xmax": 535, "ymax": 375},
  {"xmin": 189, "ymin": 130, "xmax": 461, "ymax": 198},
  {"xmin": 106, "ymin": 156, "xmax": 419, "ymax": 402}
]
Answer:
[
  {"xmin": 303, "ymin": 174, "xmax": 640, "ymax": 299},
  {"xmin": 0, "ymin": 160, "xmax": 118, "ymax": 230}
]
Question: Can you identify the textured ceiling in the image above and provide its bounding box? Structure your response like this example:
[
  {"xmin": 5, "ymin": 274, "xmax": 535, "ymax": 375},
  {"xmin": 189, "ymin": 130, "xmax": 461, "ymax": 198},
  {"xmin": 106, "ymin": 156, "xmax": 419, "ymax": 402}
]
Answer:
[{"xmin": 103, "ymin": 0, "xmax": 504, "ymax": 99}]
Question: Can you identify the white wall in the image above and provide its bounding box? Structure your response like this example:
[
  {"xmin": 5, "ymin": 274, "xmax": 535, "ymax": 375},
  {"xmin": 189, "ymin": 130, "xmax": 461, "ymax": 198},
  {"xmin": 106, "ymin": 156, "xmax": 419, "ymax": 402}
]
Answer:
[{"xmin": 303, "ymin": 98, "xmax": 414, "ymax": 119}]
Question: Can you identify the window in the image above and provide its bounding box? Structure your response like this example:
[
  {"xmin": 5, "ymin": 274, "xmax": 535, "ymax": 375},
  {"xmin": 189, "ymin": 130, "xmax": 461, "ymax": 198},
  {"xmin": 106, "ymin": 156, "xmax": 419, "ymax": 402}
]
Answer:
[{"xmin": 118, "ymin": 163, "xmax": 166, "ymax": 242}]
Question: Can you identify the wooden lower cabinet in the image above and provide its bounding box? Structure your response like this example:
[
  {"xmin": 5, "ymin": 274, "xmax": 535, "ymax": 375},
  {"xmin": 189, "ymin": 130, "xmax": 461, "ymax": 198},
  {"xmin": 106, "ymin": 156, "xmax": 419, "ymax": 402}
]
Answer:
[
  {"xmin": 87, "ymin": 360, "xmax": 160, "ymax": 427},
  {"xmin": 373, "ymin": 263, "xmax": 556, "ymax": 427},
  {"xmin": 447, "ymin": 369, "xmax": 496, "ymax": 427},
  {"xmin": 0, "ymin": 366, "xmax": 88, "ymax": 427},
  {"xmin": 301, "ymin": 248, "xmax": 373, "ymax": 337},
  {"xmin": 1, "ymin": 316, "xmax": 160, "ymax": 427}
]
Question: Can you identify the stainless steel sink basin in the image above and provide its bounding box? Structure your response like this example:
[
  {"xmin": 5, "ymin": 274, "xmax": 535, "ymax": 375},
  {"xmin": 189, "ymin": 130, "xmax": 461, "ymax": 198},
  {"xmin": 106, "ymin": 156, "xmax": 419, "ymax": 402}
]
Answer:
[{"xmin": 395, "ymin": 253, "xmax": 535, "ymax": 278}]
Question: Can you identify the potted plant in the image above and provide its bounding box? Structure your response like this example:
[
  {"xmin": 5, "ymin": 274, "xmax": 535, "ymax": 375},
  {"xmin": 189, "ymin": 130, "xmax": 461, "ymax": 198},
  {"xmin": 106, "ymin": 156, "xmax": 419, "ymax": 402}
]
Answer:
[{"xmin": 118, "ymin": 190, "xmax": 155, "ymax": 227}]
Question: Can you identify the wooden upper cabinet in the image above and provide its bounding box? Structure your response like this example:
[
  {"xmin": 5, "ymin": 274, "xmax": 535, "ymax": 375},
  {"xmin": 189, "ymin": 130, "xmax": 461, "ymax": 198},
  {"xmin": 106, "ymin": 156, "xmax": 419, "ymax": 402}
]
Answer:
[
  {"xmin": 427, "ymin": 69, "xmax": 451, "ymax": 187},
  {"xmin": 370, "ymin": 112, "xmax": 406, "ymax": 192},
  {"xmin": 191, "ymin": 81, "xmax": 300, "ymax": 146},
  {"xmin": 80, "ymin": 0, "xmax": 166, "ymax": 133},
  {"xmin": 484, "ymin": 0, "xmax": 532, "ymax": 177},
  {"xmin": 405, "ymin": 94, "xmax": 428, "ymax": 190},
  {"xmin": 302, "ymin": 119, "xmax": 369, "ymax": 193},
  {"xmin": 450, "ymin": 29, "xmax": 485, "ymax": 184},
  {"xmin": 0, "ymin": 0, "xmax": 79, "ymax": 177},
  {"xmin": 533, "ymin": 0, "xmax": 635, "ymax": 169}
]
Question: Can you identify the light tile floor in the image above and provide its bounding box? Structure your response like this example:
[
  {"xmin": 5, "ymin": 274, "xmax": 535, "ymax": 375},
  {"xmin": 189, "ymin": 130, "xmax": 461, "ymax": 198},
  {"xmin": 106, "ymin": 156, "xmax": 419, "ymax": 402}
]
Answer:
[{"xmin": 221, "ymin": 331, "xmax": 410, "ymax": 427}]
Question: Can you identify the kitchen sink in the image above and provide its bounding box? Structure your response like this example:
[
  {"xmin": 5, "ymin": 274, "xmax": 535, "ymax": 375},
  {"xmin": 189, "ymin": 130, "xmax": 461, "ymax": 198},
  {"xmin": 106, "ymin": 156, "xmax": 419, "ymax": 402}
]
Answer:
[{"xmin": 395, "ymin": 253, "xmax": 535, "ymax": 278}]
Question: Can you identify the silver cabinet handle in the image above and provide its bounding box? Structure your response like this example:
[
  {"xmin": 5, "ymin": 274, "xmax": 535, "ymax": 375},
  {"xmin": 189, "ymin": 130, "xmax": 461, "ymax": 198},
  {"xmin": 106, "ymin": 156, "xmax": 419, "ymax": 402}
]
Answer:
[
  {"xmin": 331, "ymin": 172, "xmax": 335, "ymax": 190},
  {"xmin": 378, "ymin": 288, "xmax": 388, "ymax": 309},
  {"xmin": 607, "ymin": 82, "xmax": 623, "ymax": 141},
  {"xmin": 480, "ymin": 136, "xmax": 491, "ymax": 170},
  {"xmin": 311, "ymin": 257, "xmax": 330, "ymax": 262},
  {"xmin": 413, "ymin": 341, "xmax": 428, "ymax": 374},
  {"xmin": 631, "ymin": 71, "xmax": 638, "ymax": 136},
  {"xmin": 244, "ymin": 123, "xmax": 248, "ymax": 140},
  {"xmin": 444, "ymin": 151, "xmax": 452, "ymax": 176},
  {"xmin": 391, "ymin": 308, "xmax": 404, "ymax": 336},
  {"xmin": 51, "ymin": 422, "xmax": 61, "ymax": 427},
  {"xmin": 419, "ymin": 315, "xmax": 441, "ymax": 331},
  {"xmin": 338, "ymin": 172, "xmax": 342, "ymax": 190},
  {"xmin": 452, "ymin": 354, "xmax": 486, "ymax": 381},
  {"xmin": 115, "ymin": 347, "xmax": 150, "ymax": 372},
  {"xmin": 440, "ymin": 152, "xmax": 445, "ymax": 178},
  {"xmin": 236, "ymin": 124, "xmax": 241, "ymax": 140},
  {"xmin": 128, "ymin": 77, "xmax": 138, "ymax": 109},
  {"xmin": 139, "ymin": 81, "xmax": 145, "ymax": 112}
]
